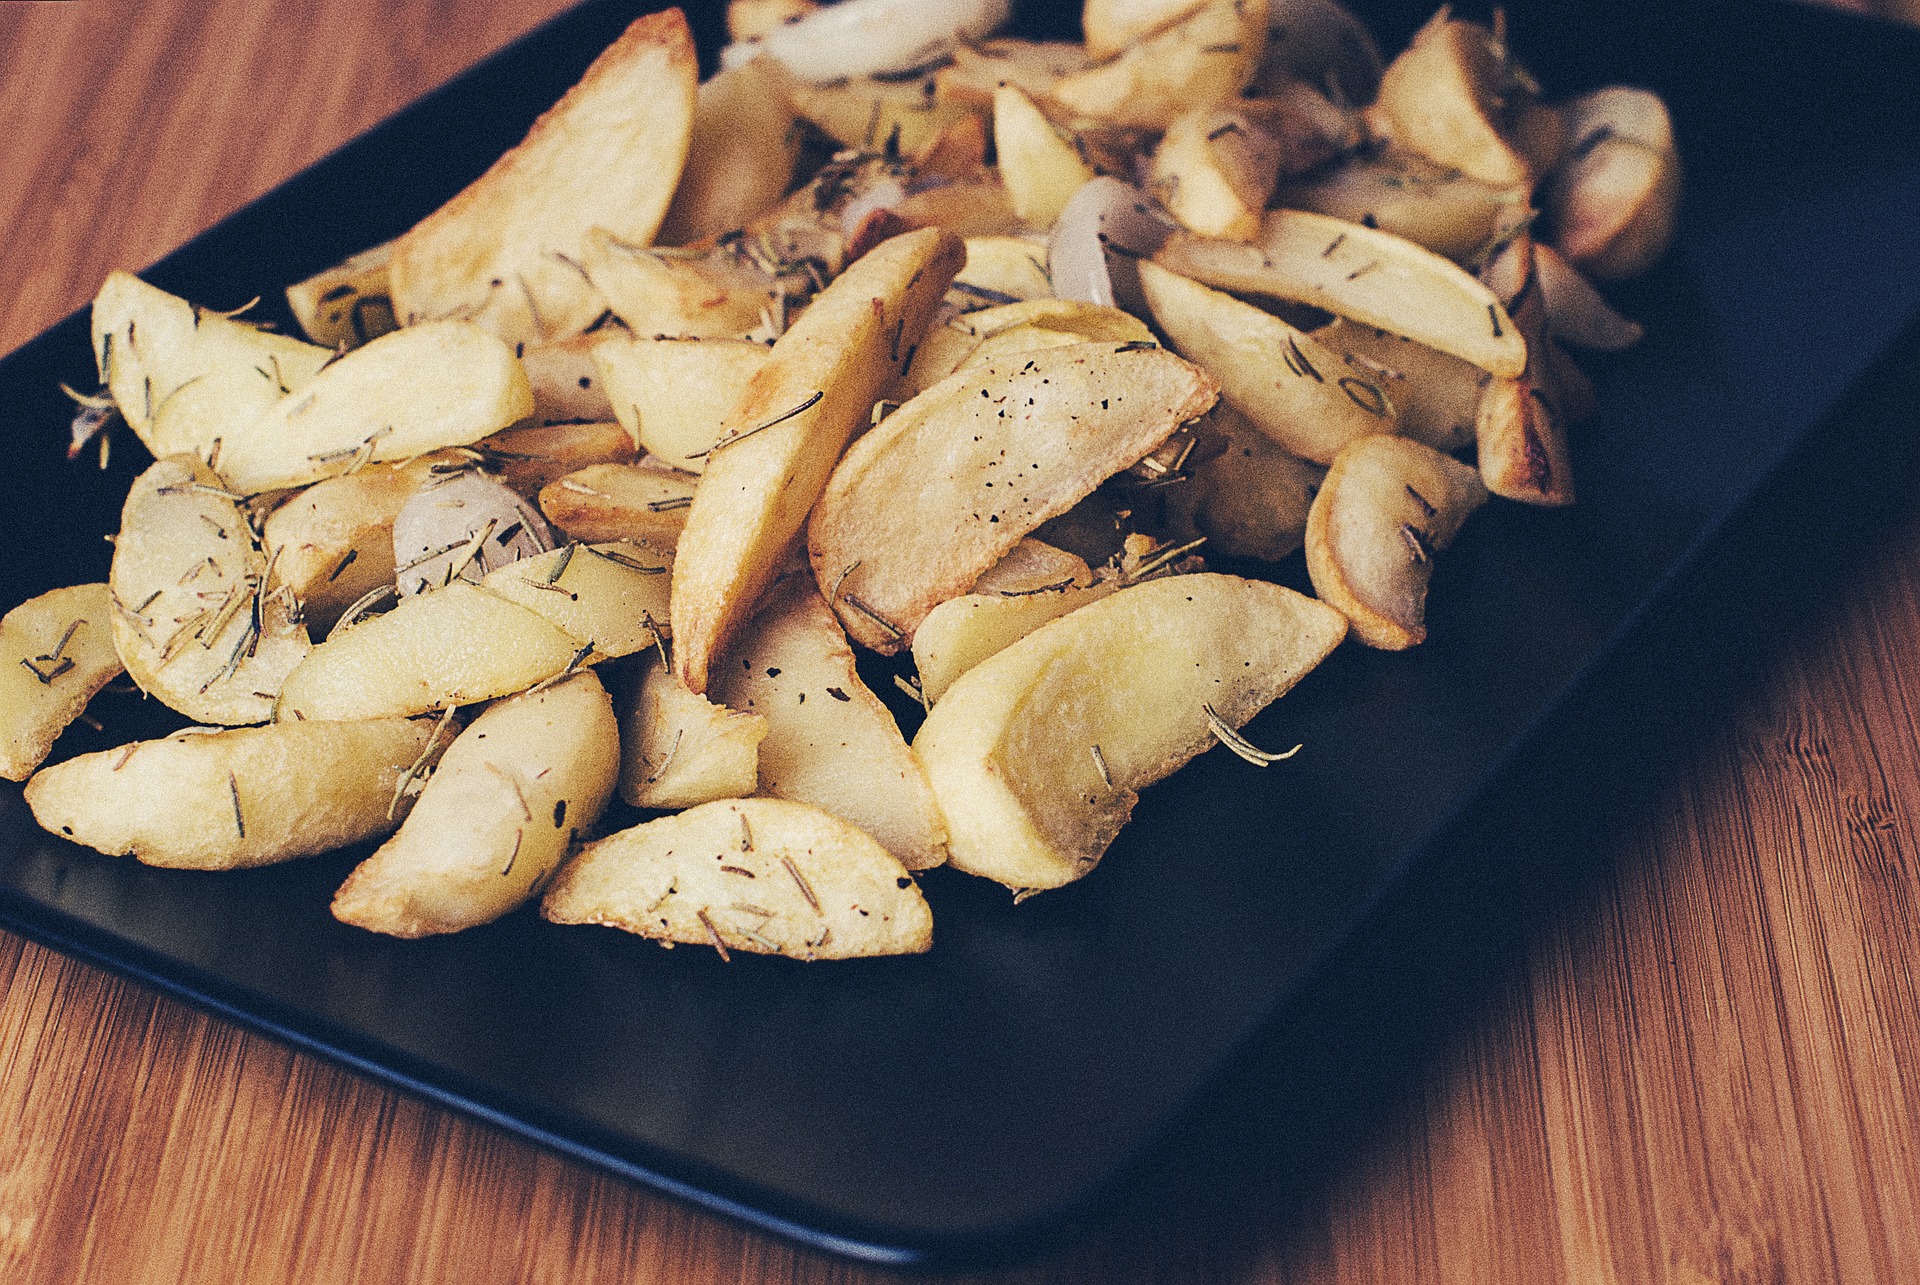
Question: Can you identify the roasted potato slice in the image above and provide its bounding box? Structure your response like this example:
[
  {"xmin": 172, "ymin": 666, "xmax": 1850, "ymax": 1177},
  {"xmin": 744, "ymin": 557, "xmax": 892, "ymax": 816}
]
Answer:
[
  {"xmin": 263, "ymin": 459, "xmax": 427, "ymax": 634},
  {"xmin": 0, "ymin": 585, "xmax": 123, "ymax": 781},
  {"xmin": 92, "ymin": 271, "xmax": 335, "ymax": 460},
  {"xmin": 1150, "ymin": 105, "xmax": 1288, "ymax": 242},
  {"xmin": 897, "ymin": 297, "xmax": 1152, "ymax": 397},
  {"xmin": 111, "ymin": 457, "xmax": 310, "ymax": 725},
  {"xmin": 789, "ymin": 73, "xmax": 978, "ymax": 162},
  {"xmin": 934, "ymin": 39, "xmax": 1091, "ymax": 111},
  {"xmin": 711, "ymin": 574, "xmax": 948, "ymax": 870},
  {"xmin": 26, "ymin": 717, "xmax": 452, "ymax": 869},
  {"xmin": 592, "ymin": 335, "xmax": 769, "ymax": 473},
  {"xmin": 1157, "ymin": 208, "xmax": 1526, "ymax": 377},
  {"xmin": 1372, "ymin": 9, "xmax": 1543, "ymax": 187},
  {"xmin": 914, "ymin": 573, "xmax": 1346, "ymax": 890},
  {"xmin": 658, "ymin": 59, "xmax": 805, "ymax": 247},
  {"xmin": 389, "ymin": 9, "xmax": 697, "ymax": 344},
  {"xmin": 1083, "ymin": 0, "xmax": 1208, "ymax": 60},
  {"xmin": 542, "ymin": 797, "xmax": 932, "ymax": 960},
  {"xmin": 912, "ymin": 558, "xmax": 1117, "ymax": 704},
  {"xmin": 1276, "ymin": 146, "xmax": 1528, "ymax": 264},
  {"xmin": 276, "ymin": 583, "xmax": 580, "ymax": 722},
  {"xmin": 519, "ymin": 335, "xmax": 619, "ymax": 424},
  {"xmin": 1474, "ymin": 230, "xmax": 1574, "ymax": 506},
  {"xmin": 285, "ymin": 242, "xmax": 398, "ymax": 350},
  {"xmin": 671, "ymin": 226, "xmax": 965, "ymax": 692},
  {"xmin": 1310, "ymin": 318, "xmax": 1488, "ymax": 452},
  {"xmin": 1249, "ymin": 0, "xmax": 1383, "ymax": 104},
  {"xmin": 952, "ymin": 236, "xmax": 1053, "ymax": 306},
  {"xmin": 333, "ymin": 671, "xmax": 618, "ymax": 937},
  {"xmin": 811, "ymin": 341, "xmax": 1217, "ymax": 652},
  {"xmin": 538, "ymin": 463, "xmax": 697, "ymax": 547},
  {"xmin": 1138, "ymin": 261, "xmax": 1394, "ymax": 462},
  {"xmin": 214, "ymin": 321, "xmax": 533, "ymax": 495},
  {"xmin": 473, "ymin": 419, "xmax": 638, "ymax": 497},
  {"xmin": 994, "ymin": 83, "xmax": 1094, "ymax": 230},
  {"xmin": 1053, "ymin": 0, "xmax": 1268, "ymax": 130},
  {"xmin": 580, "ymin": 230, "xmax": 776, "ymax": 340},
  {"xmin": 481, "ymin": 542, "xmax": 671, "ymax": 662},
  {"xmin": 619, "ymin": 652, "xmax": 767, "ymax": 809},
  {"xmin": 1162, "ymin": 404, "xmax": 1325, "ymax": 562},
  {"xmin": 1304, "ymin": 433, "xmax": 1486, "ymax": 649},
  {"xmin": 1543, "ymin": 86, "xmax": 1680, "ymax": 281}
]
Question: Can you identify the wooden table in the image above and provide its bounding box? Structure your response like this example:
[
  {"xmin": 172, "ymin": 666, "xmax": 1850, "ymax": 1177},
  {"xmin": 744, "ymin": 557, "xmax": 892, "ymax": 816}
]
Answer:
[{"xmin": 3, "ymin": 3, "xmax": 1917, "ymax": 1280}]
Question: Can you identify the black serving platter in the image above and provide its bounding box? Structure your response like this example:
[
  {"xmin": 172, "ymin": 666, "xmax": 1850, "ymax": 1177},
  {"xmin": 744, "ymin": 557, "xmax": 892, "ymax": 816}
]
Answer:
[{"xmin": 6, "ymin": 0, "xmax": 1920, "ymax": 1267}]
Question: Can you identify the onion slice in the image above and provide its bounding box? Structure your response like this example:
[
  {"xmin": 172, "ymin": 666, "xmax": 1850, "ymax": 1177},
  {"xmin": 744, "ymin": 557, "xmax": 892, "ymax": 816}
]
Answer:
[
  {"xmin": 393, "ymin": 470, "xmax": 555, "ymax": 597},
  {"xmin": 1046, "ymin": 177, "xmax": 1178, "ymax": 315},
  {"xmin": 722, "ymin": 0, "xmax": 1011, "ymax": 84},
  {"xmin": 1534, "ymin": 241, "xmax": 1644, "ymax": 352}
]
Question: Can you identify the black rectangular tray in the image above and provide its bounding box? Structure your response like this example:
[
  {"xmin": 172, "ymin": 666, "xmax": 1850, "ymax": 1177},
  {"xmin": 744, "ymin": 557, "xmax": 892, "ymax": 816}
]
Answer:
[{"xmin": 5, "ymin": 0, "xmax": 1920, "ymax": 1267}]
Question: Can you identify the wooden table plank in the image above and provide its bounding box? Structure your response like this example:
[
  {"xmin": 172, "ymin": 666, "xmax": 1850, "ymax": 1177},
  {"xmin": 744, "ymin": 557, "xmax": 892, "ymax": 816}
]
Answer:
[{"xmin": 3, "ymin": 3, "xmax": 1918, "ymax": 1281}]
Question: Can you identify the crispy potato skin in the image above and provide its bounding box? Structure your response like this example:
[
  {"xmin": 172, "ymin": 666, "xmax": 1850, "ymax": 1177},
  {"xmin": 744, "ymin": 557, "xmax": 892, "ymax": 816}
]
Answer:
[
  {"xmin": 670, "ymin": 226, "xmax": 965, "ymax": 693},
  {"xmin": 0, "ymin": 585, "xmax": 122, "ymax": 781}
]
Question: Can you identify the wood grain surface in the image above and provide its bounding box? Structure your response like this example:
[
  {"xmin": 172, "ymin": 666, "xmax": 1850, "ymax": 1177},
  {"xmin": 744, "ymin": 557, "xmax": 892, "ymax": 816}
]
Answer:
[{"xmin": 3, "ymin": 2, "xmax": 1919, "ymax": 1282}]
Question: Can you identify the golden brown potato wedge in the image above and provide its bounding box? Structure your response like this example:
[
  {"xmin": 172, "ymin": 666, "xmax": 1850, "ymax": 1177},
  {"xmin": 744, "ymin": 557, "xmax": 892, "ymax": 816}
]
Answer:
[
  {"xmin": 538, "ymin": 463, "xmax": 697, "ymax": 547},
  {"xmin": 1157, "ymin": 209, "xmax": 1526, "ymax": 377},
  {"xmin": 789, "ymin": 73, "xmax": 978, "ymax": 162},
  {"xmin": 285, "ymin": 242, "xmax": 398, "ymax": 351},
  {"xmin": 897, "ymin": 297, "xmax": 1152, "ymax": 397},
  {"xmin": 810, "ymin": 341, "xmax": 1217, "ymax": 652},
  {"xmin": 1309, "ymin": 318, "xmax": 1488, "ymax": 452},
  {"xmin": 1542, "ymin": 86, "xmax": 1680, "ymax": 280},
  {"xmin": 579, "ymin": 229, "xmax": 777, "ymax": 340},
  {"xmin": 618, "ymin": 652, "xmax": 767, "ymax": 809},
  {"xmin": 27, "ymin": 717, "xmax": 451, "ymax": 869},
  {"xmin": 952, "ymin": 236, "xmax": 1053, "ymax": 306},
  {"xmin": 214, "ymin": 321, "xmax": 533, "ymax": 495},
  {"xmin": 994, "ymin": 83, "xmax": 1095, "ymax": 230},
  {"xmin": 389, "ymin": 10, "xmax": 697, "ymax": 344},
  {"xmin": 111, "ymin": 457, "xmax": 310, "ymax": 725},
  {"xmin": 262, "ymin": 459, "xmax": 428, "ymax": 635},
  {"xmin": 276, "ymin": 583, "xmax": 581, "ymax": 722},
  {"xmin": 1138, "ymin": 261, "xmax": 1394, "ymax": 462},
  {"xmin": 333, "ymin": 672, "xmax": 618, "ymax": 937},
  {"xmin": 912, "ymin": 569, "xmax": 1116, "ymax": 704},
  {"xmin": 1083, "ymin": 0, "xmax": 1208, "ymax": 60},
  {"xmin": 1150, "ymin": 105, "xmax": 1289, "ymax": 242},
  {"xmin": 1275, "ymin": 146, "xmax": 1529, "ymax": 264},
  {"xmin": 1053, "ymin": 0, "xmax": 1269, "ymax": 129},
  {"xmin": 671, "ymin": 226, "xmax": 965, "ymax": 692},
  {"xmin": 1474, "ymin": 230, "xmax": 1574, "ymax": 506},
  {"xmin": 592, "ymin": 335, "xmax": 769, "ymax": 473},
  {"xmin": 0, "ymin": 585, "xmax": 123, "ymax": 781},
  {"xmin": 711, "ymin": 574, "xmax": 948, "ymax": 870},
  {"xmin": 657, "ymin": 59, "xmax": 805, "ymax": 247},
  {"xmin": 481, "ymin": 542, "xmax": 672, "ymax": 662},
  {"xmin": 914, "ymin": 573, "xmax": 1346, "ymax": 890},
  {"xmin": 1304, "ymin": 433, "xmax": 1486, "ymax": 649},
  {"xmin": 543, "ymin": 797, "xmax": 933, "ymax": 960},
  {"xmin": 473, "ymin": 419, "xmax": 638, "ymax": 497},
  {"xmin": 1372, "ymin": 9, "xmax": 1540, "ymax": 187},
  {"xmin": 91, "ymin": 271, "xmax": 335, "ymax": 461}
]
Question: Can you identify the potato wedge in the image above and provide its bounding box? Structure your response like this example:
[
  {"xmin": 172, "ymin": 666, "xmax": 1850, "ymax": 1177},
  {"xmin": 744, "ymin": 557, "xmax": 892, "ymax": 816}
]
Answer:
[
  {"xmin": 711, "ymin": 575, "xmax": 947, "ymax": 870},
  {"xmin": 1157, "ymin": 209, "xmax": 1526, "ymax": 377},
  {"xmin": 592, "ymin": 335, "xmax": 769, "ymax": 473},
  {"xmin": 1150, "ymin": 105, "xmax": 1289, "ymax": 242},
  {"xmin": 1304, "ymin": 433, "xmax": 1486, "ymax": 649},
  {"xmin": 789, "ymin": 74, "xmax": 977, "ymax": 162},
  {"xmin": 994, "ymin": 84, "xmax": 1093, "ymax": 230},
  {"xmin": 671, "ymin": 226, "xmax": 965, "ymax": 692},
  {"xmin": 913, "ymin": 574, "xmax": 1116, "ymax": 704},
  {"xmin": 519, "ymin": 335, "xmax": 619, "ymax": 424},
  {"xmin": 263, "ymin": 459, "xmax": 427, "ymax": 635},
  {"xmin": 542, "ymin": 797, "xmax": 932, "ymax": 959},
  {"xmin": 111, "ymin": 457, "xmax": 310, "ymax": 725},
  {"xmin": 580, "ymin": 229, "xmax": 776, "ymax": 340},
  {"xmin": 1309, "ymin": 318, "xmax": 1488, "ymax": 451},
  {"xmin": 538, "ymin": 463, "xmax": 697, "ymax": 547},
  {"xmin": 285, "ymin": 242, "xmax": 398, "ymax": 350},
  {"xmin": 1138, "ymin": 260, "xmax": 1393, "ymax": 462},
  {"xmin": 934, "ymin": 39, "xmax": 1090, "ymax": 111},
  {"xmin": 1053, "ymin": 0, "xmax": 1268, "ymax": 129},
  {"xmin": 474, "ymin": 419, "xmax": 638, "ymax": 496},
  {"xmin": 658, "ymin": 59, "xmax": 805, "ymax": 247},
  {"xmin": 276, "ymin": 583, "xmax": 580, "ymax": 721},
  {"xmin": 92, "ymin": 271, "xmax": 335, "ymax": 460},
  {"xmin": 332, "ymin": 672, "xmax": 617, "ymax": 937},
  {"xmin": 811, "ymin": 341, "xmax": 1216, "ymax": 652},
  {"xmin": 388, "ymin": 9, "xmax": 697, "ymax": 344},
  {"xmin": 897, "ymin": 297, "xmax": 1152, "ymax": 397},
  {"xmin": 1474, "ymin": 230, "xmax": 1574, "ymax": 506},
  {"xmin": 1275, "ymin": 147, "xmax": 1528, "ymax": 264},
  {"xmin": 26, "ymin": 717, "xmax": 451, "ymax": 869},
  {"xmin": 952, "ymin": 236, "xmax": 1053, "ymax": 306},
  {"xmin": 1543, "ymin": 86, "xmax": 1680, "ymax": 281},
  {"xmin": 1250, "ymin": 0, "xmax": 1382, "ymax": 104},
  {"xmin": 619, "ymin": 652, "xmax": 767, "ymax": 808},
  {"xmin": 1162, "ymin": 403, "xmax": 1325, "ymax": 562},
  {"xmin": 1372, "ymin": 10, "xmax": 1539, "ymax": 187},
  {"xmin": 0, "ymin": 585, "xmax": 123, "ymax": 781},
  {"xmin": 214, "ymin": 321, "xmax": 533, "ymax": 495},
  {"xmin": 481, "ymin": 542, "xmax": 671, "ymax": 662},
  {"xmin": 914, "ymin": 573, "xmax": 1345, "ymax": 890},
  {"xmin": 972, "ymin": 537, "xmax": 1095, "ymax": 593},
  {"xmin": 1084, "ymin": 0, "xmax": 1208, "ymax": 60}
]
